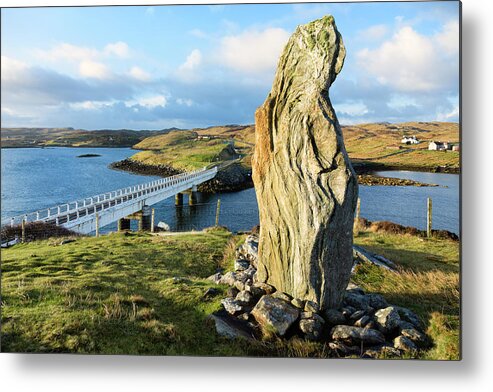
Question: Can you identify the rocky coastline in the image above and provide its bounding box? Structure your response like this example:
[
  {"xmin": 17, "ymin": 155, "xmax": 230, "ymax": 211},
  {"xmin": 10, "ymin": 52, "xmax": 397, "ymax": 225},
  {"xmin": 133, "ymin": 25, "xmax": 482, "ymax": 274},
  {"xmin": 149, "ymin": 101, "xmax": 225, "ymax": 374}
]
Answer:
[
  {"xmin": 109, "ymin": 158, "xmax": 254, "ymax": 193},
  {"xmin": 357, "ymin": 174, "xmax": 438, "ymax": 187},
  {"xmin": 198, "ymin": 162, "xmax": 253, "ymax": 193},
  {"xmin": 353, "ymin": 161, "xmax": 460, "ymax": 175},
  {"xmin": 109, "ymin": 158, "xmax": 182, "ymax": 177}
]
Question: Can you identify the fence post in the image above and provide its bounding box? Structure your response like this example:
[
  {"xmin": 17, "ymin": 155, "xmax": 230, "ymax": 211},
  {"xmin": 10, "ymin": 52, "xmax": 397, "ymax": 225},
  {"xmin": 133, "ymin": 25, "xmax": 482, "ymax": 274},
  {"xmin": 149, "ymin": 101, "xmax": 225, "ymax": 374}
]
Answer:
[
  {"xmin": 215, "ymin": 199, "xmax": 221, "ymax": 227},
  {"xmin": 427, "ymin": 197, "xmax": 432, "ymax": 238},
  {"xmin": 151, "ymin": 208, "xmax": 155, "ymax": 233},
  {"xmin": 95, "ymin": 213, "xmax": 100, "ymax": 238},
  {"xmin": 21, "ymin": 219, "xmax": 26, "ymax": 243},
  {"xmin": 354, "ymin": 197, "xmax": 361, "ymax": 235}
]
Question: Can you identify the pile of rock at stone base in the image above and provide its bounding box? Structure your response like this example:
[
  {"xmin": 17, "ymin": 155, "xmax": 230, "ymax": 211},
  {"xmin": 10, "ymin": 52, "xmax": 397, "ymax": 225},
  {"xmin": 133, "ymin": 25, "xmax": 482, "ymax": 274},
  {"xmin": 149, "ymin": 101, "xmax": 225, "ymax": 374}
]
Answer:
[{"xmin": 207, "ymin": 234, "xmax": 430, "ymax": 359}]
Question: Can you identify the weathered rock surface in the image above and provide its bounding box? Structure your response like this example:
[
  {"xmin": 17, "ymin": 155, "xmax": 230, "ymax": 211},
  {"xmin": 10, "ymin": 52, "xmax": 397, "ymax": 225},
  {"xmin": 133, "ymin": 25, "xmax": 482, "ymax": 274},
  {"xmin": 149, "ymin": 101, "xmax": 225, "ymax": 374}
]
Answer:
[
  {"xmin": 251, "ymin": 282, "xmax": 275, "ymax": 295},
  {"xmin": 366, "ymin": 293, "xmax": 389, "ymax": 310},
  {"xmin": 394, "ymin": 335, "xmax": 418, "ymax": 352},
  {"xmin": 331, "ymin": 325, "xmax": 385, "ymax": 346},
  {"xmin": 221, "ymin": 298, "xmax": 243, "ymax": 315},
  {"xmin": 363, "ymin": 345, "xmax": 402, "ymax": 359},
  {"xmin": 235, "ymin": 290, "xmax": 254, "ymax": 306},
  {"xmin": 299, "ymin": 318, "xmax": 324, "ymax": 341},
  {"xmin": 354, "ymin": 315, "xmax": 371, "ymax": 328},
  {"xmin": 374, "ymin": 306, "xmax": 401, "ymax": 332},
  {"xmin": 234, "ymin": 259, "xmax": 250, "ymax": 271},
  {"xmin": 395, "ymin": 306, "xmax": 424, "ymax": 331},
  {"xmin": 252, "ymin": 15, "xmax": 358, "ymax": 310},
  {"xmin": 208, "ymin": 313, "xmax": 254, "ymax": 340},
  {"xmin": 343, "ymin": 291, "xmax": 370, "ymax": 310},
  {"xmin": 251, "ymin": 295, "xmax": 300, "ymax": 336},
  {"xmin": 291, "ymin": 298, "xmax": 305, "ymax": 309},
  {"xmin": 203, "ymin": 287, "xmax": 220, "ymax": 299},
  {"xmin": 401, "ymin": 328, "xmax": 429, "ymax": 348},
  {"xmin": 324, "ymin": 309, "xmax": 346, "ymax": 325},
  {"xmin": 219, "ymin": 272, "xmax": 237, "ymax": 286},
  {"xmin": 207, "ymin": 272, "xmax": 222, "ymax": 284}
]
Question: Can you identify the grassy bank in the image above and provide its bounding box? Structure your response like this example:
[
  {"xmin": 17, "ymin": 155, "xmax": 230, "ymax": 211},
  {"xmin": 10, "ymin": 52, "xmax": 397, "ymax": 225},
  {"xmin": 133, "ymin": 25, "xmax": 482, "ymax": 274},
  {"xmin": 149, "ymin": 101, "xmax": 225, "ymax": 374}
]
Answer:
[
  {"xmin": 124, "ymin": 121, "xmax": 458, "ymax": 175},
  {"xmin": 130, "ymin": 130, "xmax": 245, "ymax": 171},
  {"xmin": 343, "ymin": 122, "xmax": 460, "ymax": 172},
  {"xmin": 353, "ymin": 230, "xmax": 460, "ymax": 360},
  {"xmin": 1, "ymin": 227, "xmax": 459, "ymax": 359}
]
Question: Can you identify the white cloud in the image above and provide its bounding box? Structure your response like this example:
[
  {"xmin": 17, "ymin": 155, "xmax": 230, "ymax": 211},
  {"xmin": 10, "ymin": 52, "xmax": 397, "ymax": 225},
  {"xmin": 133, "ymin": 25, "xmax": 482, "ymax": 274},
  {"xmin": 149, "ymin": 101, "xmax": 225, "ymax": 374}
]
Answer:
[
  {"xmin": 104, "ymin": 41, "xmax": 129, "ymax": 58},
  {"xmin": 1, "ymin": 56, "xmax": 28, "ymax": 81},
  {"xmin": 69, "ymin": 100, "xmax": 112, "ymax": 110},
  {"xmin": 335, "ymin": 101, "xmax": 370, "ymax": 117},
  {"xmin": 1, "ymin": 107, "xmax": 15, "ymax": 115},
  {"xmin": 128, "ymin": 66, "xmax": 151, "ymax": 81},
  {"xmin": 79, "ymin": 60, "xmax": 111, "ymax": 79},
  {"xmin": 37, "ymin": 42, "xmax": 130, "ymax": 63},
  {"xmin": 435, "ymin": 20, "xmax": 459, "ymax": 55},
  {"xmin": 180, "ymin": 49, "xmax": 202, "ymax": 71},
  {"xmin": 218, "ymin": 27, "xmax": 290, "ymax": 74},
  {"xmin": 176, "ymin": 49, "xmax": 203, "ymax": 82},
  {"xmin": 357, "ymin": 22, "xmax": 458, "ymax": 92},
  {"xmin": 135, "ymin": 95, "xmax": 167, "ymax": 108},
  {"xmin": 437, "ymin": 104, "xmax": 459, "ymax": 121},
  {"xmin": 37, "ymin": 43, "xmax": 99, "ymax": 62}
]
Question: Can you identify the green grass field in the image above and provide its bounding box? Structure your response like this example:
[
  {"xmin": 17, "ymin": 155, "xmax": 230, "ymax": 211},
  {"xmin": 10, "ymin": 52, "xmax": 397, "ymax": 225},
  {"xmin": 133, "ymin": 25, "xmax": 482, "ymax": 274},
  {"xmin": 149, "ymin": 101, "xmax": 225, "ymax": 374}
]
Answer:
[
  {"xmin": 131, "ymin": 140, "xmax": 229, "ymax": 171},
  {"xmin": 1, "ymin": 227, "xmax": 459, "ymax": 359}
]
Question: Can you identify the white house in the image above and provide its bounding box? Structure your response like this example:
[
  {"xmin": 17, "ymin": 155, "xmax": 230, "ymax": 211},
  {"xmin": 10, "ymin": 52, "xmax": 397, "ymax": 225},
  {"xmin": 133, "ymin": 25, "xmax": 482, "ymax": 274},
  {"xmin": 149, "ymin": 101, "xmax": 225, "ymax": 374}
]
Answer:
[
  {"xmin": 429, "ymin": 141, "xmax": 446, "ymax": 150},
  {"xmin": 401, "ymin": 135, "xmax": 420, "ymax": 144}
]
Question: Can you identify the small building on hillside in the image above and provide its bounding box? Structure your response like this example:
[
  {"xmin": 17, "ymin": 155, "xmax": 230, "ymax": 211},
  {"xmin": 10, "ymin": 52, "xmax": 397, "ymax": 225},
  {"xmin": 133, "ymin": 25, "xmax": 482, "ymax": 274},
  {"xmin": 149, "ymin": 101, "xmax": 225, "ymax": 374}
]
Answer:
[
  {"xmin": 197, "ymin": 135, "xmax": 215, "ymax": 140},
  {"xmin": 429, "ymin": 141, "xmax": 446, "ymax": 150},
  {"xmin": 401, "ymin": 135, "xmax": 420, "ymax": 145},
  {"xmin": 452, "ymin": 144, "xmax": 460, "ymax": 151}
]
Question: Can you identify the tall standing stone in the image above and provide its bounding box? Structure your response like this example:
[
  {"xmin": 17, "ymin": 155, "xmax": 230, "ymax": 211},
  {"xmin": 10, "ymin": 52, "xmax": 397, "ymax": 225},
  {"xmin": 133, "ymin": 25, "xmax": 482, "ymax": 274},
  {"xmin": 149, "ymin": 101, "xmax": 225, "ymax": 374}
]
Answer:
[{"xmin": 252, "ymin": 15, "xmax": 358, "ymax": 310}]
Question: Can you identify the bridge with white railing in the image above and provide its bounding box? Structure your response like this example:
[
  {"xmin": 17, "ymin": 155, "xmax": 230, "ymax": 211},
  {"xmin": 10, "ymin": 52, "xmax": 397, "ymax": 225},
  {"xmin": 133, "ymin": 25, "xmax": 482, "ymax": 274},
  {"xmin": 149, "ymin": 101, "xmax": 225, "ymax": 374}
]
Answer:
[{"xmin": 2, "ymin": 166, "xmax": 218, "ymax": 236}]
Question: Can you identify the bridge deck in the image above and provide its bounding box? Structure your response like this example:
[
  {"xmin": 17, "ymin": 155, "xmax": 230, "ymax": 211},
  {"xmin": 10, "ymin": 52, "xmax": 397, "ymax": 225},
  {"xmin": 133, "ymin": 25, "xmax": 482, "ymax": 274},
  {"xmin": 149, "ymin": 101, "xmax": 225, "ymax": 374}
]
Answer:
[{"xmin": 2, "ymin": 167, "xmax": 217, "ymax": 235}]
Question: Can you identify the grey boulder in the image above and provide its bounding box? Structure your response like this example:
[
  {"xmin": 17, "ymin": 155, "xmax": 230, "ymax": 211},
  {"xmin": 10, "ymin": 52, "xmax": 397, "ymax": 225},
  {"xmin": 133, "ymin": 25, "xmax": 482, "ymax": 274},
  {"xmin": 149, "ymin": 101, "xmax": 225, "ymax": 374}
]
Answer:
[
  {"xmin": 331, "ymin": 325, "xmax": 385, "ymax": 346},
  {"xmin": 251, "ymin": 295, "xmax": 300, "ymax": 336}
]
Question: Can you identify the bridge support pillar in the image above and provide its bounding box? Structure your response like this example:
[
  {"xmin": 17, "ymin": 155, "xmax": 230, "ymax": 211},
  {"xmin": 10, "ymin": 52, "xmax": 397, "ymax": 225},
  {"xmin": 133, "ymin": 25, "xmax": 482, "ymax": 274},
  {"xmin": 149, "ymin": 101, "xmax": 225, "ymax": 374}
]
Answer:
[
  {"xmin": 118, "ymin": 218, "xmax": 131, "ymax": 232},
  {"xmin": 189, "ymin": 191, "xmax": 197, "ymax": 206},
  {"xmin": 188, "ymin": 185, "xmax": 198, "ymax": 206},
  {"xmin": 175, "ymin": 193, "xmax": 184, "ymax": 206},
  {"xmin": 140, "ymin": 205, "xmax": 152, "ymax": 231}
]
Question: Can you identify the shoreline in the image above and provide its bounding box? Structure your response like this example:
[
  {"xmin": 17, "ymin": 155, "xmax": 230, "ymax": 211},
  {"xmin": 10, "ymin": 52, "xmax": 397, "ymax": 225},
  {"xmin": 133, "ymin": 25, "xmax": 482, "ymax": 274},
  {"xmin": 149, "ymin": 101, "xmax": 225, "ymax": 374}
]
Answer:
[
  {"xmin": 109, "ymin": 158, "xmax": 181, "ymax": 177},
  {"xmin": 353, "ymin": 161, "xmax": 460, "ymax": 175},
  {"xmin": 1, "ymin": 145, "xmax": 136, "ymax": 149},
  {"xmin": 109, "ymin": 158, "xmax": 254, "ymax": 193},
  {"xmin": 356, "ymin": 174, "xmax": 439, "ymax": 187},
  {"xmin": 109, "ymin": 157, "xmax": 451, "ymax": 191},
  {"xmin": 2, "ymin": 146, "xmax": 460, "ymax": 175}
]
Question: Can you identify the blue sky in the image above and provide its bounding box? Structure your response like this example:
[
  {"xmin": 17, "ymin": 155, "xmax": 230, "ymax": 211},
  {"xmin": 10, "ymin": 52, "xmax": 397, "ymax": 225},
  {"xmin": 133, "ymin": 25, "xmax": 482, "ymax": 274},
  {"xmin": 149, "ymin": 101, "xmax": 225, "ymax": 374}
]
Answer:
[{"xmin": 1, "ymin": 1, "xmax": 460, "ymax": 129}]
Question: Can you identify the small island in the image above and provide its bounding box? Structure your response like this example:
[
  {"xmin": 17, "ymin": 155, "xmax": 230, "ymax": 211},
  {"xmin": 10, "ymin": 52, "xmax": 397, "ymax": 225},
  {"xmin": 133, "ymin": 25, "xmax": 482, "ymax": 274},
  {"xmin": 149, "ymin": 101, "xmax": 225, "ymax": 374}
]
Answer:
[{"xmin": 76, "ymin": 153, "xmax": 101, "ymax": 158}]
